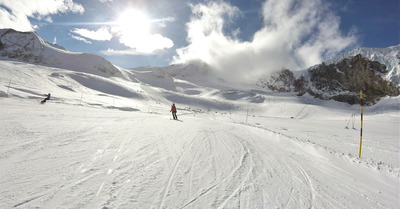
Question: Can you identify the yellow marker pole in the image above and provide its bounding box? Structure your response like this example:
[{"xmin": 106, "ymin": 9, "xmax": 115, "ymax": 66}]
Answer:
[{"xmin": 359, "ymin": 90, "xmax": 363, "ymax": 158}]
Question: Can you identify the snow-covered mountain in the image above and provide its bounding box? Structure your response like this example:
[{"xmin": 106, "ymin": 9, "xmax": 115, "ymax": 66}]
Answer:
[
  {"xmin": 262, "ymin": 45, "xmax": 400, "ymax": 105},
  {"xmin": 0, "ymin": 29, "xmax": 121, "ymax": 76},
  {"xmin": 0, "ymin": 28, "xmax": 398, "ymax": 107},
  {"xmin": 325, "ymin": 45, "xmax": 400, "ymax": 85},
  {"xmin": 0, "ymin": 30, "xmax": 256, "ymax": 111}
]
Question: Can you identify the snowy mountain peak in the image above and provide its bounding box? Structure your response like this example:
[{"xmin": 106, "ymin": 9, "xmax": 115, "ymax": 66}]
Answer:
[
  {"xmin": 325, "ymin": 45, "xmax": 400, "ymax": 85},
  {"xmin": 0, "ymin": 28, "xmax": 120, "ymax": 76},
  {"xmin": 0, "ymin": 29, "xmax": 68, "ymax": 58}
]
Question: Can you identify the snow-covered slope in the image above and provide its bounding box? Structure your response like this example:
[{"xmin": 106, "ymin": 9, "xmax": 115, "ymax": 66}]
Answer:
[
  {"xmin": 129, "ymin": 61, "xmax": 264, "ymax": 110},
  {"xmin": 0, "ymin": 59, "xmax": 399, "ymax": 208},
  {"xmin": 326, "ymin": 45, "xmax": 400, "ymax": 85},
  {"xmin": 0, "ymin": 29, "xmax": 121, "ymax": 76}
]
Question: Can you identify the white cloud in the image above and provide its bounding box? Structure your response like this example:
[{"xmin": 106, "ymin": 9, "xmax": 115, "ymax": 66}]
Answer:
[
  {"xmin": 53, "ymin": 36, "xmax": 57, "ymax": 44},
  {"xmin": 0, "ymin": 8, "xmax": 32, "ymax": 31},
  {"xmin": 71, "ymin": 34, "xmax": 92, "ymax": 44},
  {"xmin": 155, "ymin": 16, "xmax": 175, "ymax": 28},
  {"xmin": 102, "ymin": 34, "xmax": 173, "ymax": 56},
  {"xmin": 70, "ymin": 27, "xmax": 112, "ymax": 41},
  {"xmin": 43, "ymin": 16, "xmax": 53, "ymax": 23},
  {"xmin": 103, "ymin": 33, "xmax": 173, "ymax": 55},
  {"xmin": 102, "ymin": 48, "xmax": 144, "ymax": 56},
  {"xmin": 173, "ymin": 0, "xmax": 358, "ymax": 82},
  {"xmin": 115, "ymin": 32, "xmax": 173, "ymax": 54},
  {"xmin": 0, "ymin": 0, "xmax": 84, "ymax": 31}
]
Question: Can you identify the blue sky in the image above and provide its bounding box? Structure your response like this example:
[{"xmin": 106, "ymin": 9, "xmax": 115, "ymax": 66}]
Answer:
[{"xmin": 0, "ymin": 0, "xmax": 398, "ymax": 78}]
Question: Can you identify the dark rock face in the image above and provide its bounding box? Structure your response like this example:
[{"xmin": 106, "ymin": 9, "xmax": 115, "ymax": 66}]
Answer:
[
  {"xmin": 293, "ymin": 75, "xmax": 308, "ymax": 96},
  {"xmin": 0, "ymin": 29, "xmax": 44, "ymax": 62},
  {"xmin": 263, "ymin": 54, "xmax": 400, "ymax": 105},
  {"xmin": 259, "ymin": 69, "xmax": 296, "ymax": 92}
]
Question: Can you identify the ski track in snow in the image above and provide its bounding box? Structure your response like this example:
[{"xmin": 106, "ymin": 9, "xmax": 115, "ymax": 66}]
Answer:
[{"xmin": 0, "ymin": 99, "xmax": 399, "ymax": 208}]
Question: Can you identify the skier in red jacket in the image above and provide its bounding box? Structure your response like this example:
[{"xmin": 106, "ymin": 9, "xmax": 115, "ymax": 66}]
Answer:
[{"xmin": 170, "ymin": 103, "xmax": 178, "ymax": 120}]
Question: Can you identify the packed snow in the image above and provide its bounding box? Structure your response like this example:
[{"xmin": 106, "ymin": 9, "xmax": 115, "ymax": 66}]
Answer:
[{"xmin": 0, "ymin": 58, "xmax": 399, "ymax": 209}]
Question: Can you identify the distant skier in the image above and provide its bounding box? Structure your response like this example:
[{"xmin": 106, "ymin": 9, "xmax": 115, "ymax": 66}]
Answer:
[
  {"xmin": 170, "ymin": 103, "xmax": 178, "ymax": 120},
  {"xmin": 41, "ymin": 93, "xmax": 51, "ymax": 104}
]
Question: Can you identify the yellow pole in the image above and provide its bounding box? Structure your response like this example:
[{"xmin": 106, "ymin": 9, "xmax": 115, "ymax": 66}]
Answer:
[{"xmin": 359, "ymin": 90, "xmax": 363, "ymax": 158}]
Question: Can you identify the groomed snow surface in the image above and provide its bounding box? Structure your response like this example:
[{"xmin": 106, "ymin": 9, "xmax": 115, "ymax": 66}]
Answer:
[{"xmin": 1, "ymin": 60, "xmax": 399, "ymax": 209}]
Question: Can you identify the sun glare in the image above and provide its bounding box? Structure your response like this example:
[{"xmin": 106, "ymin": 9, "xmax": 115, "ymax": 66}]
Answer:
[
  {"xmin": 116, "ymin": 9, "xmax": 150, "ymax": 34},
  {"xmin": 112, "ymin": 8, "xmax": 173, "ymax": 54}
]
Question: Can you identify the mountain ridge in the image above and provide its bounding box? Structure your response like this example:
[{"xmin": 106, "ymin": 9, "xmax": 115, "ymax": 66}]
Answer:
[
  {"xmin": 0, "ymin": 28, "xmax": 121, "ymax": 77},
  {"xmin": 261, "ymin": 52, "xmax": 400, "ymax": 105},
  {"xmin": 0, "ymin": 29, "xmax": 398, "ymax": 106},
  {"xmin": 325, "ymin": 45, "xmax": 400, "ymax": 85}
]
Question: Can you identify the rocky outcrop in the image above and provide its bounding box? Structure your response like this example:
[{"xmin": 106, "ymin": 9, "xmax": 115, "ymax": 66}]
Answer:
[
  {"xmin": 263, "ymin": 54, "xmax": 400, "ymax": 105},
  {"xmin": 257, "ymin": 69, "xmax": 296, "ymax": 92},
  {"xmin": 0, "ymin": 29, "xmax": 45, "ymax": 62}
]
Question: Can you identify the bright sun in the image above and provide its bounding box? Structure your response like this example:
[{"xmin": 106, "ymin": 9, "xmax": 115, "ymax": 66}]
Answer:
[
  {"xmin": 112, "ymin": 8, "xmax": 173, "ymax": 54},
  {"xmin": 116, "ymin": 9, "xmax": 150, "ymax": 34}
]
